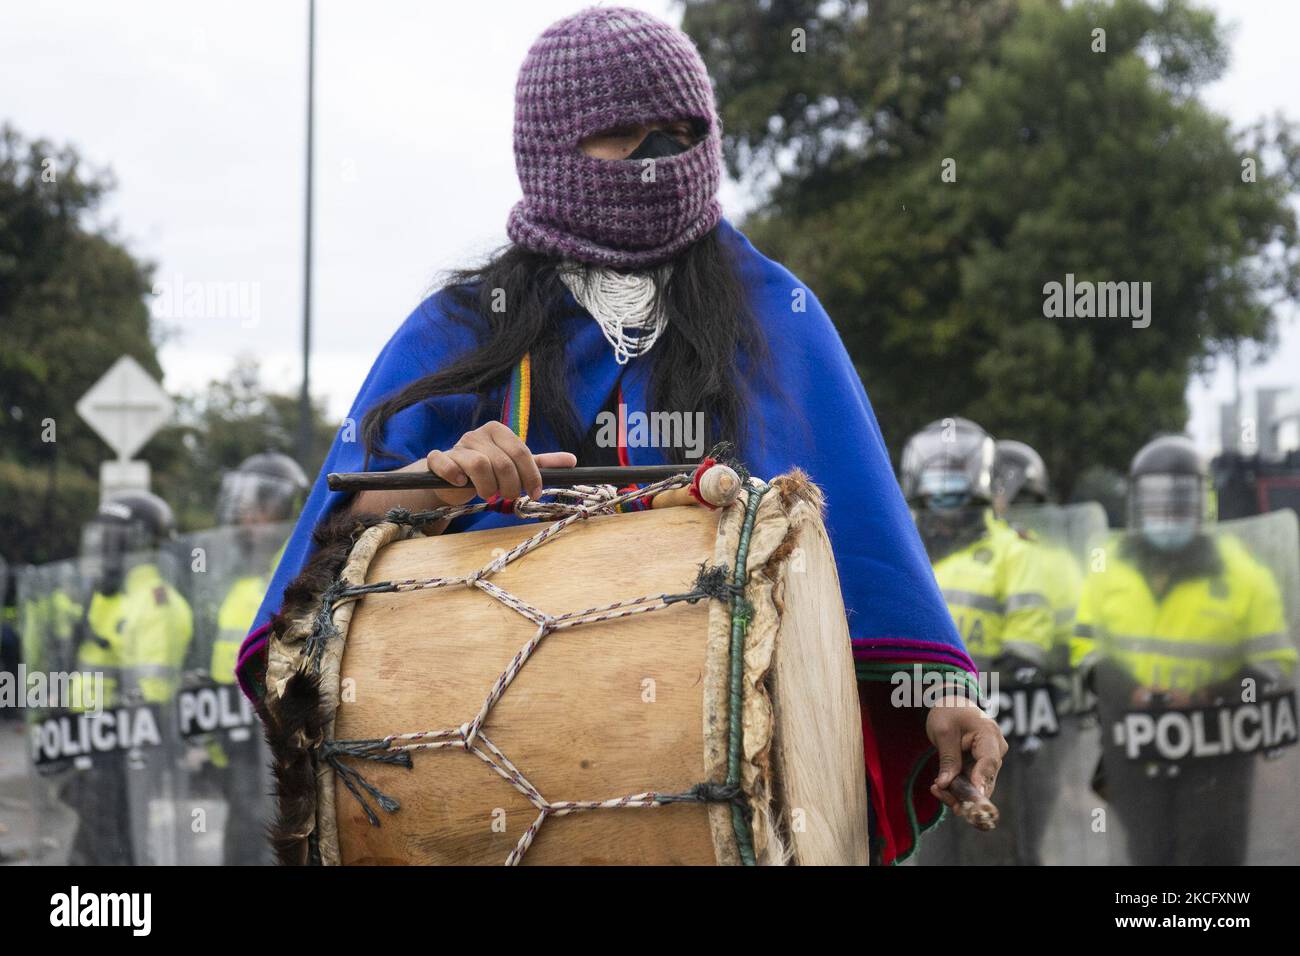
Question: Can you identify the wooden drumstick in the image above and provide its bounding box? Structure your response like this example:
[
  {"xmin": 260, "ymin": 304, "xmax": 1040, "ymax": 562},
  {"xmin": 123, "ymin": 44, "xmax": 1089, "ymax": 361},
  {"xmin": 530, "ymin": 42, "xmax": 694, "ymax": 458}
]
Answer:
[
  {"xmin": 327, "ymin": 464, "xmax": 690, "ymax": 492},
  {"xmin": 948, "ymin": 773, "xmax": 999, "ymax": 831},
  {"xmin": 651, "ymin": 463, "xmax": 742, "ymax": 510}
]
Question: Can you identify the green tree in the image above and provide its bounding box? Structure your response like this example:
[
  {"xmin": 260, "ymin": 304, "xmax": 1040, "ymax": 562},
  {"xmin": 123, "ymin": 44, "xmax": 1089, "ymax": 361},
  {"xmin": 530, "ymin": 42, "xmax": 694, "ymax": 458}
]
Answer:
[
  {"xmin": 152, "ymin": 357, "xmax": 333, "ymax": 531},
  {"xmin": 683, "ymin": 0, "xmax": 1300, "ymax": 499},
  {"xmin": 0, "ymin": 124, "xmax": 159, "ymax": 561},
  {"xmin": 684, "ymin": 0, "xmax": 1018, "ymax": 197},
  {"xmin": 0, "ymin": 126, "xmax": 330, "ymax": 564}
]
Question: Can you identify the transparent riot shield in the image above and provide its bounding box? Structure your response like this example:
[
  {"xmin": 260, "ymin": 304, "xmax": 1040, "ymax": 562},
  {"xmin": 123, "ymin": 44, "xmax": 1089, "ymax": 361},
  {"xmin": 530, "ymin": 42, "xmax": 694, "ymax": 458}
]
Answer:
[
  {"xmin": 17, "ymin": 556, "xmax": 96, "ymax": 863},
  {"xmin": 1002, "ymin": 502, "xmax": 1111, "ymax": 865},
  {"xmin": 22, "ymin": 547, "xmax": 192, "ymax": 866},
  {"xmin": 912, "ymin": 504, "xmax": 1107, "ymax": 865},
  {"xmin": 122, "ymin": 544, "xmax": 191, "ymax": 866},
  {"xmin": 1074, "ymin": 510, "xmax": 1300, "ymax": 865},
  {"xmin": 0, "ymin": 554, "xmax": 16, "ymax": 865},
  {"xmin": 170, "ymin": 523, "xmax": 288, "ymax": 865}
]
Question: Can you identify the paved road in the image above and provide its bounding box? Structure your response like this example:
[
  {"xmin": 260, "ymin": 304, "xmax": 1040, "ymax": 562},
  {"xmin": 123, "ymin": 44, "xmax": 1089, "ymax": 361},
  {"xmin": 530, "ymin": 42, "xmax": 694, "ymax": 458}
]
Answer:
[
  {"xmin": 0, "ymin": 719, "xmax": 78, "ymax": 865},
  {"xmin": 0, "ymin": 720, "xmax": 34, "ymax": 864}
]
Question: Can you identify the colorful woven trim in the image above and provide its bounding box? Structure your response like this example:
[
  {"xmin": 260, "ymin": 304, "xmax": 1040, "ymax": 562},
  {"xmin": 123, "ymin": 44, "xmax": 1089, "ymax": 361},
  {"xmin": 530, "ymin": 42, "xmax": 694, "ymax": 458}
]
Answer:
[
  {"xmin": 496, "ymin": 359, "xmax": 655, "ymax": 516},
  {"xmin": 895, "ymin": 745, "xmax": 947, "ymax": 865},
  {"xmin": 501, "ymin": 353, "xmax": 532, "ymax": 441},
  {"xmin": 851, "ymin": 635, "xmax": 977, "ymax": 674},
  {"xmin": 853, "ymin": 634, "xmax": 985, "ymax": 712},
  {"xmin": 855, "ymin": 660, "xmax": 984, "ymax": 705},
  {"xmin": 235, "ymin": 622, "xmax": 272, "ymax": 702}
]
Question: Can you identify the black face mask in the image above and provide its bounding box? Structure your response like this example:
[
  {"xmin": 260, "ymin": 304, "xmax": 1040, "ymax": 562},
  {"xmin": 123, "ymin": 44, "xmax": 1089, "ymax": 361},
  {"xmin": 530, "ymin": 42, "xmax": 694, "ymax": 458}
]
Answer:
[{"xmin": 627, "ymin": 128, "xmax": 691, "ymax": 161}]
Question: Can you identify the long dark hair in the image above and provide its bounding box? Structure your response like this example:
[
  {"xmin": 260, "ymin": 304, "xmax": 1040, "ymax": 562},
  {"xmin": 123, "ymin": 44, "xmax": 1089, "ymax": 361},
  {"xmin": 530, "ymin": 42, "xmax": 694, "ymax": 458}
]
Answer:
[{"xmin": 360, "ymin": 227, "xmax": 770, "ymax": 466}]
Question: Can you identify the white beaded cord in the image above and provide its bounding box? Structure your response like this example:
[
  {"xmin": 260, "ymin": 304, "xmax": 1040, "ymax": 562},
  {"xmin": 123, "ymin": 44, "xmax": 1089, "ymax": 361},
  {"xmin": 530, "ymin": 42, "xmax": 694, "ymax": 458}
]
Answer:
[{"xmin": 559, "ymin": 261, "xmax": 670, "ymax": 364}]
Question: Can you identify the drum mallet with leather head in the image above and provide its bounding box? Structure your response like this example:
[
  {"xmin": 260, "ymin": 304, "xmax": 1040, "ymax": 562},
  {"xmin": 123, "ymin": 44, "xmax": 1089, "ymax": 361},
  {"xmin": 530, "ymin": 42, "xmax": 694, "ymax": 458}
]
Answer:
[
  {"xmin": 949, "ymin": 774, "xmax": 999, "ymax": 831},
  {"xmin": 327, "ymin": 462, "xmax": 743, "ymax": 510},
  {"xmin": 649, "ymin": 460, "xmax": 741, "ymax": 510}
]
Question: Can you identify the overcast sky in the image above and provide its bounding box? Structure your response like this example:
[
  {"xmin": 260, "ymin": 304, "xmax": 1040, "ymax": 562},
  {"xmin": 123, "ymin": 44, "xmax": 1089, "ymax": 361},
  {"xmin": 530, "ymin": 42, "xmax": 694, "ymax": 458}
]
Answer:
[{"xmin": 2, "ymin": 0, "xmax": 1295, "ymax": 455}]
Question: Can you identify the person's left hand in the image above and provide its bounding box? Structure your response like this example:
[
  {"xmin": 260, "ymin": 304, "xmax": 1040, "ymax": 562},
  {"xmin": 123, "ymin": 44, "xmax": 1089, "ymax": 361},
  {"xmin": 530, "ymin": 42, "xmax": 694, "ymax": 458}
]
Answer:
[{"xmin": 926, "ymin": 694, "xmax": 1008, "ymax": 811}]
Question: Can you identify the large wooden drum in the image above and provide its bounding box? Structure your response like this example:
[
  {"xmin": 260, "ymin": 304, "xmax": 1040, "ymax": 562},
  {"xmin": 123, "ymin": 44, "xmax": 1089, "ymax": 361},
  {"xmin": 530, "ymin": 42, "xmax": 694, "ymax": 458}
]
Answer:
[{"xmin": 268, "ymin": 471, "xmax": 868, "ymax": 865}]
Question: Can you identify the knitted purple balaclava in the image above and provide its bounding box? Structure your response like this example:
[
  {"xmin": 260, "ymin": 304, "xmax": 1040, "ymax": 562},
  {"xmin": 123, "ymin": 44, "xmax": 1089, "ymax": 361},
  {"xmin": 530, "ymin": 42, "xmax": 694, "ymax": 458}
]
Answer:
[{"xmin": 506, "ymin": 6, "xmax": 723, "ymax": 270}]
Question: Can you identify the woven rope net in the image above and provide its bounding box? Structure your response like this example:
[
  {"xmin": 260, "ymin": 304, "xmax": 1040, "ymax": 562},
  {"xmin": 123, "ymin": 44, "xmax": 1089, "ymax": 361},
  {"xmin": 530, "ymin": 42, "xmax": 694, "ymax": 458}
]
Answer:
[{"xmin": 300, "ymin": 471, "xmax": 763, "ymax": 865}]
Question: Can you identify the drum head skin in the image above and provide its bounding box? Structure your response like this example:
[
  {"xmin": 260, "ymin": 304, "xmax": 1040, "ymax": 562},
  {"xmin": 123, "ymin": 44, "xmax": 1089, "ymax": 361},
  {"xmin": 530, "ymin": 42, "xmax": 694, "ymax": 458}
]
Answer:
[
  {"xmin": 335, "ymin": 506, "xmax": 720, "ymax": 865},
  {"xmin": 313, "ymin": 478, "xmax": 868, "ymax": 865}
]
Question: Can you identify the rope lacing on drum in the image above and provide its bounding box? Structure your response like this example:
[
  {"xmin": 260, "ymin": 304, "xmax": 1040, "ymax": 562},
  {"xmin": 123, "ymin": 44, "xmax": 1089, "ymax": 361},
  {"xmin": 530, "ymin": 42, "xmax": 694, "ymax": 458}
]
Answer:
[{"xmin": 310, "ymin": 467, "xmax": 766, "ymax": 866}]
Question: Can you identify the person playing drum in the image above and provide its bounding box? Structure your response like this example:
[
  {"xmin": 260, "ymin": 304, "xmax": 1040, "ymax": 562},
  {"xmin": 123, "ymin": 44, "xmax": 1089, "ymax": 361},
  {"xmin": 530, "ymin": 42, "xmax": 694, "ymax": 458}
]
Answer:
[{"xmin": 236, "ymin": 6, "xmax": 1005, "ymax": 865}]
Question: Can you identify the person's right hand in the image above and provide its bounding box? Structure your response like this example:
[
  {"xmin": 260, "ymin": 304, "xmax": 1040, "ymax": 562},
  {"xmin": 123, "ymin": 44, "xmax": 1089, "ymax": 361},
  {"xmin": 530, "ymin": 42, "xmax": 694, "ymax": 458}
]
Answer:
[
  {"xmin": 425, "ymin": 421, "xmax": 576, "ymax": 506},
  {"xmin": 926, "ymin": 694, "xmax": 1007, "ymax": 810}
]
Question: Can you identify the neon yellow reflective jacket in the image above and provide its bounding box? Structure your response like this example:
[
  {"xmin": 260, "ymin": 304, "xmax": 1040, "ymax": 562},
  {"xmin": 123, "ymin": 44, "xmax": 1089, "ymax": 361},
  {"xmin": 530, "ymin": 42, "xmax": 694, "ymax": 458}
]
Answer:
[
  {"xmin": 1071, "ymin": 534, "xmax": 1296, "ymax": 692},
  {"xmin": 1020, "ymin": 535, "xmax": 1085, "ymax": 670},
  {"xmin": 209, "ymin": 542, "xmax": 284, "ymax": 685},
  {"xmin": 71, "ymin": 563, "xmax": 194, "ymax": 710},
  {"xmin": 21, "ymin": 591, "xmax": 82, "ymax": 672},
  {"xmin": 210, "ymin": 576, "xmax": 267, "ymax": 685},
  {"xmin": 930, "ymin": 512, "xmax": 1054, "ymax": 668}
]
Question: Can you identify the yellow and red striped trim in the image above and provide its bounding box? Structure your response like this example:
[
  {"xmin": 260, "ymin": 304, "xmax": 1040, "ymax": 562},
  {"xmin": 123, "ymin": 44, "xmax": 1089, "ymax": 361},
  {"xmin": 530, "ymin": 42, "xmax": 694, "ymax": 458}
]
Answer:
[
  {"xmin": 500, "ymin": 352, "xmax": 632, "ymax": 470},
  {"xmin": 501, "ymin": 353, "xmax": 531, "ymax": 441}
]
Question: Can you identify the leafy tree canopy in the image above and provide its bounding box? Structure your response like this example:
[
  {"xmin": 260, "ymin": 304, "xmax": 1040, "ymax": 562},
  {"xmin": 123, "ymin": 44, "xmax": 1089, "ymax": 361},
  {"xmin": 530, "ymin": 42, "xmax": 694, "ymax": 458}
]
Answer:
[
  {"xmin": 0, "ymin": 126, "xmax": 329, "ymax": 565},
  {"xmin": 682, "ymin": 0, "xmax": 1300, "ymax": 499}
]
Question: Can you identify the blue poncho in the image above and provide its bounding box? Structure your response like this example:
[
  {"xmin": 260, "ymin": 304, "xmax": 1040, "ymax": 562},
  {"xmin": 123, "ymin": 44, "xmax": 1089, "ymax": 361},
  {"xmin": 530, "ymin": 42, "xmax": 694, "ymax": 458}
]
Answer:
[{"xmin": 237, "ymin": 218, "xmax": 975, "ymax": 863}]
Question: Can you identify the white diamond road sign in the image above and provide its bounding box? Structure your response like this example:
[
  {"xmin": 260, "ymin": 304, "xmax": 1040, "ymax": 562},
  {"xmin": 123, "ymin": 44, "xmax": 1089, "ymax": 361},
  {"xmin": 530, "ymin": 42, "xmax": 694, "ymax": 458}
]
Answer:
[{"xmin": 75, "ymin": 355, "xmax": 175, "ymax": 461}]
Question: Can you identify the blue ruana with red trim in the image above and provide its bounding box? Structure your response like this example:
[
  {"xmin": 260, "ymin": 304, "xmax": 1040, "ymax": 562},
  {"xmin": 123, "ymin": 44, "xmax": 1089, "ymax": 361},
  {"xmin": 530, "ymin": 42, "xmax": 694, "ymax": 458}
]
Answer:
[{"xmin": 236, "ymin": 217, "xmax": 976, "ymax": 864}]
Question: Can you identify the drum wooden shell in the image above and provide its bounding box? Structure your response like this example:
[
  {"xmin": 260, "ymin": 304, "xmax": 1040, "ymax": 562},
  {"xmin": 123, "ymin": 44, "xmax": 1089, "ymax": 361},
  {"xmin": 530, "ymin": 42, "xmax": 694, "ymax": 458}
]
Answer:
[{"xmin": 318, "ymin": 479, "xmax": 868, "ymax": 865}]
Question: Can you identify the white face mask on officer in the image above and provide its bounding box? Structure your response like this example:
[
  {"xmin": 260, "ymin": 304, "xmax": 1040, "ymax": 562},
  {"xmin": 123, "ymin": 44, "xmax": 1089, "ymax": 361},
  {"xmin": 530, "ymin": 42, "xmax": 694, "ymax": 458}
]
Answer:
[
  {"xmin": 1139, "ymin": 517, "xmax": 1199, "ymax": 552},
  {"xmin": 1131, "ymin": 474, "xmax": 1202, "ymax": 552}
]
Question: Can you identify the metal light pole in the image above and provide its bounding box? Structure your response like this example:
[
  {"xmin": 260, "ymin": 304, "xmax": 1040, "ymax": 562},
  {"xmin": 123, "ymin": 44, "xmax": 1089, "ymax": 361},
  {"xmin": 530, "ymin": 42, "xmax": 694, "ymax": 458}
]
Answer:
[{"xmin": 297, "ymin": 0, "xmax": 316, "ymax": 465}]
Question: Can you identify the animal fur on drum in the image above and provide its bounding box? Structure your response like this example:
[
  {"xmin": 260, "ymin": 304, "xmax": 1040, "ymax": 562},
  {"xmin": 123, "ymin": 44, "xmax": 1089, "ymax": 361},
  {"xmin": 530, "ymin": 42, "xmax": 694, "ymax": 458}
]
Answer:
[
  {"xmin": 261, "ymin": 670, "xmax": 324, "ymax": 865},
  {"xmin": 769, "ymin": 468, "xmax": 825, "ymax": 517},
  {"xmin": 761, "ymin": 470, "xmax": 823, "ymax": 585},
  {"xmin": 752, "ymin": 471, "xmax": 823, "ymax": 862},
  {"xmin": 260, "ymin": 508, "xmax": 387, "ymax": 866}
]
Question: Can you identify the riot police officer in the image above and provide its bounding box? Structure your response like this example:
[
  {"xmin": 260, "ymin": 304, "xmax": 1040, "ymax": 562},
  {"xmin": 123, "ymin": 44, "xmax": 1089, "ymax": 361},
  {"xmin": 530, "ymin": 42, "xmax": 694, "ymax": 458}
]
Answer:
[
  {"xmin": 902, "ymin": 418, "xmax": 1054, "ymax": 865},
  {"xmin": 992, "ymin": 438, "xmax": 1107, "ymax": 863},
  {"xmin": 184, "ymin": 452, "xmax": 306, "ymax": 864},
  {"xmin": 210, "ymin": 453, "xmax": 307, "ymax": 681},
  {"xmin": 72, "ymin": 493, "xmax": 191, "ymax": 709},
  {"xmin": 65, "ymin": 491, "xmax": 192, "ymax": 864},
  {"xmin": 993, "ymin": 440, "xmax": 1080, "ymax": 669},
  {"xmin": 1072, "ymin": 435, "xmax": 1296, "ymax": 864}
]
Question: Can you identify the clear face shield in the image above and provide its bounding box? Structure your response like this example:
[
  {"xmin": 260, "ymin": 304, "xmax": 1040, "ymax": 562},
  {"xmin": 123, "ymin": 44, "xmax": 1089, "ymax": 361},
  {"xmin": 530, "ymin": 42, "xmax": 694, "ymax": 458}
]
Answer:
[
  {"xmin": 918, "ymin": 470, "xmax": 974, "ymax": 512},
  {"xmin": 215, "ymin": 472, "xmax": 301, "ymax": 527},
  {"xmin": 901, "ymin": 424, "xmax": 993, "ymax": 500},
  {"xmin": 79, "ymin": 519, "xmax": 152, "ymax": 592},
  {"xmin": 994, "ymin": 461, "xmax": 1042, "ymax": 512},
  {"xmin": 913, "ymin": 470, "xmax": 986, "ymax": 555},
  {"xmin": 1130, "ymin": 474, "xmax": 1203, "ymax": 551}
]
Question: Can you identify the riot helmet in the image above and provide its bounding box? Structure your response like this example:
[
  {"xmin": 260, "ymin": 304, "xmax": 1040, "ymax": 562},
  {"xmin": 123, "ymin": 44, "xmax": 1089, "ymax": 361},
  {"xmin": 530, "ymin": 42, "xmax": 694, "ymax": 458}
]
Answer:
[
  {"xmin": 215, "ymin": 452, "xmax": 308, "ymax": 527},
  {"xmin": 900, "ymin": 417, "xmax": 997, "ymax": 509},
  {"xmin": 900, "ymin": 417, "xmax": 996, "ymax": 557},
  {"xmin": 994, "ymin": 439, "xmax": 1050, "ymax": 509},
  {"xmin": 80, "ymin": 491, "xmax": 176, "ymax": 593},
  {"xmin": 1128, "ymin": 434, "xmax": 1207, "ymax": 552}
]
